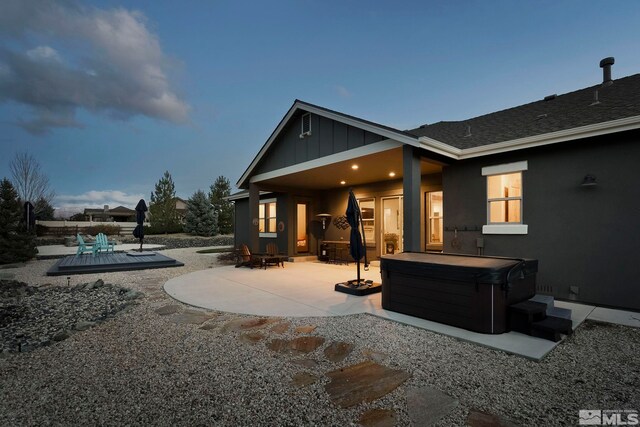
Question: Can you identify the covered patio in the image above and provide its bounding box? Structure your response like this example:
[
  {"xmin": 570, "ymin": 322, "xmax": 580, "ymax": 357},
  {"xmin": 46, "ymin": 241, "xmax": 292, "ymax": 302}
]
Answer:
[{"xmin": 163, "ymin": 261, "xmax": 596, "ymax": 360}]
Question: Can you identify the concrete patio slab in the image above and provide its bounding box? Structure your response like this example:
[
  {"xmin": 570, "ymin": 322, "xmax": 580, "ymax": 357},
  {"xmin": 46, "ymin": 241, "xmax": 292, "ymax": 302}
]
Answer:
[{"xmin": 163, "ymin": 262, "xmax": 633, "ymax": 360}]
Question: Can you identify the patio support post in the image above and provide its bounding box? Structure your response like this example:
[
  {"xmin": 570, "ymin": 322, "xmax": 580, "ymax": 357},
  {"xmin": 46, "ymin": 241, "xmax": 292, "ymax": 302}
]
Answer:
[
  {"xmin": 402, "ymin": 145, "xmax": 421, "ymax": 252},
  {"xmin": 249, "ymin": 183, "xmax": 260, "ymax": 253}
]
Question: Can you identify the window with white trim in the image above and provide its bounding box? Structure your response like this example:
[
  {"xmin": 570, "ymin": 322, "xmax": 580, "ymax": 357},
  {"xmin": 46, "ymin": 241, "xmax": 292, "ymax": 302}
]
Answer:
[
  {"xmin": 481, "ymin": 161, "xmax": 528, "ymax": 235},
  {"xmin": 259, "ymin": 200, "xmax": 277, "ymax": 235},
  {"xmin": 300, "ymin": 113, "xmax": 311, "ymax": 138}
]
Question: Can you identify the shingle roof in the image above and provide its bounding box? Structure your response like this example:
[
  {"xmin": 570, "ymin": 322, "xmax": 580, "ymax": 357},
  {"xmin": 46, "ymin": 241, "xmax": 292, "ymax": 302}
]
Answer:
[{"xmin": 408, "ymin": 74, "xmax": 640, "ymax": 149}]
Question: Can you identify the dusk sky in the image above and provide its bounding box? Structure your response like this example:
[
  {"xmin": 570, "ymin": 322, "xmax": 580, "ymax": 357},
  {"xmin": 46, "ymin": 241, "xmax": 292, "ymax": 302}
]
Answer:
[{"xmin": 1, "ymin": 0, "xmax": 639, "ymax": 216}]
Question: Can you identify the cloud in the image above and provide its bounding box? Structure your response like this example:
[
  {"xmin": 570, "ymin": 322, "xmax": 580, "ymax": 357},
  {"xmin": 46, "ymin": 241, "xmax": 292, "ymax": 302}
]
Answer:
[
  {"xmin": 334, "ymin": 85, "xmax": 352, "ymax": 99},
  {"xmin": 0, "ymin": 0, "xmax": 189, "ymax": 134},
  {"xmin": 55, "ymin": 190, "xmax": 145, "ymax": 210}
]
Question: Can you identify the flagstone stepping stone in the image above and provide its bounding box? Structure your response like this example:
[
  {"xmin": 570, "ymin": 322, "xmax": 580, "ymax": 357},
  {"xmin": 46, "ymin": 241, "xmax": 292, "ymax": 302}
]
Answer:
[
  {"xmin": 289, "ymin": 336, "xmax": 325, "ymax": 354},
  {"xmin": 239, "ymin": 332, "xmax": 266, "ymax": 344},
  {"xmin": 295, "ymin": 325, "xmax": 317, "ymax": 334},
  {"xmin": 291, "ymin": 372, "xmax": 318, "ymax": 388},
  {"xmin": 466, "ymin": 409, "xmax": 519, "ymax": 427},
  {"xmin": 406, "ymin": 386, "xmax": 458, "ymax": 427},
  {"xmin": 359, "ymin": 408, "xmax": 397, "ymax": 427},
  {"xmin": 221, "ymin": 317, "xmax": 280, "ymax": 333},
  {"xmin": 270, "ymin": 322, "xmax": 291, "ymax": 334},
  {"xmin": 325, "ymin": 361, "xmax": 410, "ymax": 408},
  {"xmin": 291, "ymin": 358, "xmax": 319, "ymax": 368},
  {"xmin": 267, "ymin": 336, "xmax": 326, "ymax": 355},
  {"xmin": 173, "ymin": 309, "xmax": 216, "ymax": 325},
  {"xmin": 199, "ymin": 322, "xmax": 219, "ymax": 331},
  {"xmin": 267, "ymin": 338, "xmax": 290, "ymax": 353},
  {"xmin": 155, "ymin": 305, "xmax": 182, "ymax": 316},
  {"xmin": 324, "ymin": 341, "xmax": 354, "ymax": 363},
  {"xmin": 362, "ymin": 349, "xmax": 389, "ymax": 363}
]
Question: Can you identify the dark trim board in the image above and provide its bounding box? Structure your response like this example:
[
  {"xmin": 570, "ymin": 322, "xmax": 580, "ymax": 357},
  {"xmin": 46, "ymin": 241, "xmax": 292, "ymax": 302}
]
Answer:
[{"xmin": 47, "ymin": 252, "xmax": 184, "ymax": 276}]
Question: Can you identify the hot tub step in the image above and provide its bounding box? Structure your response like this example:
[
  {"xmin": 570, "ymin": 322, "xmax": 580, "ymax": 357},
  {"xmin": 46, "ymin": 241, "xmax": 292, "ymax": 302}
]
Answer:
[
  {"xmin": 529, "ymin": 294, "xmax": 555, "ymax": 313},
  {"xmin": 548, "ymin": 306, "xmax": 572, "ymax": 320},
  {"xmin": 531, "ymin": 316, "xmax": 573, "ymax": 342},
  {"xmin": 508, "ymin": 301, "xmax": 547, "ymax": 334}
]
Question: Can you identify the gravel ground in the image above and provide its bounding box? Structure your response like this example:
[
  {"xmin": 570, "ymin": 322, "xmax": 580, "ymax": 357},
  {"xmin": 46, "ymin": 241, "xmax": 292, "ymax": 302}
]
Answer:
[{"xmin": 1, "ymin": 249, "xmax": 639, "ymax": 426}]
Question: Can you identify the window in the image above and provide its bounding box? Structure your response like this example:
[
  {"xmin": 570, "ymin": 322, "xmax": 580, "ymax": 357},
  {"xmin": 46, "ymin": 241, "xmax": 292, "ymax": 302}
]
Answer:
[
  {"xmin": 481, "ymin": 161, "xmax": 528, "ymax": 234},
  {"xmin": 427, "ymin": 191, "xmax": 443, "ymax": 245},
  {"xmin": 259, "ymin": 199, "xmax": 277, "ymax": 237},
  {"xmin": 358, "ymin": 198, "xmax": 375, "ymax": 244},
  {"xmin": 300, "ymin": 113, "xmax": 311, "ymax": 138}
]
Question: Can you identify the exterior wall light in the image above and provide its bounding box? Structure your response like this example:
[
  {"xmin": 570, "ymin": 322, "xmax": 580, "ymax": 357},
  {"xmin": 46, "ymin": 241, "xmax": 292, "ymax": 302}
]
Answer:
[{"xmin": 581, "ymin": 174, "xmax": 597, "ymax": 187}]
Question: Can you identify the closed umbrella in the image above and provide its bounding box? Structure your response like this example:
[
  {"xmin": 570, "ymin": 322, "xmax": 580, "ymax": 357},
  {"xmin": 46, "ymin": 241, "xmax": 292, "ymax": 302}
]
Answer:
[
  {"xmin": 133, "ymin": 199, "xmax": 147, "ymax": 252},
  {"xmin": 346, "ymin": 189, "xmax": 369, "ymax": 286}
]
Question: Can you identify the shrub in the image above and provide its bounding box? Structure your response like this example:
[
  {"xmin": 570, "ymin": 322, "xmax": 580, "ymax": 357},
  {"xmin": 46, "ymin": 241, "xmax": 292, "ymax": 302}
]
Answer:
[
  {"xmin": 143, "ymin": 223, "xmax": 183, "ymax": 235},
  {"xmin": 85, "ymin": 224, "xmax": 121, "ymax": 236}
]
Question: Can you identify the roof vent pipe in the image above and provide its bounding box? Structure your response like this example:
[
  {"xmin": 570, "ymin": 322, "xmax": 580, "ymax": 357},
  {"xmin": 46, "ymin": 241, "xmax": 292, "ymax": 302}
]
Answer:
[{"xmin": 599, "ymin": 57, "xmax": 615, "ymax": 85}]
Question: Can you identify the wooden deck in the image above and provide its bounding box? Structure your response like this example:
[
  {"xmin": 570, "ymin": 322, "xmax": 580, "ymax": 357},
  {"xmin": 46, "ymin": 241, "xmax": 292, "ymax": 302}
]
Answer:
[{"xmin": 47, "ymin": 252, "xmax": 184, "ymax": 276}]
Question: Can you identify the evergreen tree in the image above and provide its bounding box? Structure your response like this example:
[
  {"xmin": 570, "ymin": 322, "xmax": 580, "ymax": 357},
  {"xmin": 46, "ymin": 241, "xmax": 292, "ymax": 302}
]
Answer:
[
  {"xmin": 149, "ymin": 171, "xmax": 179, "ymax": 233},
  {"xmin": 209, "ymin": 175, "xmax": 234, "ymax": 235},
  {"xmin": 184, "ymin": 190, "xmax": 218, "ymax": 237},
  {"xmin": 0, "ymin": 178, "xmax": 37, "ymax": 264},
  {"xmin": 34, "ymin": 197, "xmax": 55, "ymax": 220}
]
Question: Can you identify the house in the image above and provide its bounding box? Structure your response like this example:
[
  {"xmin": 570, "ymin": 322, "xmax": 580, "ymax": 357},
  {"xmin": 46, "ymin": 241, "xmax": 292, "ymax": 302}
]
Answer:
[
  {"xmin": 175, "ymin": 197, "xmax": 188, "ymax": 222},
  {"xmin": 231, "ymin": 58, "xmax": 640, "ymax": 312},
  {"xmin": 83, "ymin": 205, "xmax": 136, "ymax": 222}
]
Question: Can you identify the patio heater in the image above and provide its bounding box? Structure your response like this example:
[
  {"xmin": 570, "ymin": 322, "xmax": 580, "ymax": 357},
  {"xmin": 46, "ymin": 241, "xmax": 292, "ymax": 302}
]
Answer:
[{"xmin": 316, "ymin": 213, "xmax": 331, "ymax": 259}]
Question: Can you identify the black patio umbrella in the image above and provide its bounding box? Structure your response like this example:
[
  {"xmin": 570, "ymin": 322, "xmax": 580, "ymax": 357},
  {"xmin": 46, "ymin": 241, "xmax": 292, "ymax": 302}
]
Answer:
[
  {"xmin": 346, "ymin": 189, "xmax": 369, "ymax": 285},
  {"xmin": 133, "ymin": 199, "xmax": 148, "ymax": 252}
]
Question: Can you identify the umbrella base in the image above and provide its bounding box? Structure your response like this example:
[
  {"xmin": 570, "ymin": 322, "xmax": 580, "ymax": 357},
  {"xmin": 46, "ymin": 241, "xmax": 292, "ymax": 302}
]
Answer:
[{"xmin": 334, "ymin": 280, "xmax": 382, "ymax": 296}]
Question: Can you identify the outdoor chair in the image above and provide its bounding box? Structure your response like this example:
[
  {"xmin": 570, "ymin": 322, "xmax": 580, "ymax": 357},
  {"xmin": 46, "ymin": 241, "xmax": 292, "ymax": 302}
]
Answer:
[
  {"xmin": 95, "ymin": 233, "xmax": 116, "ymax": 254},
  {"xmin": 264, "ymin": 243, "xmax": 287, "ymax": 268},
  {"xmin": 235, "ymin": 244, "xmax": 264, "ymax": 269},
  {"xmin": 75, "ymin": 234, "xmax": 98, "ymax": 257}
]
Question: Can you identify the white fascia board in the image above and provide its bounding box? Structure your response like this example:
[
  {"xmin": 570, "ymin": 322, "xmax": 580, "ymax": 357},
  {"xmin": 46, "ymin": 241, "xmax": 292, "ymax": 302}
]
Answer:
[
  {"xmin": 418, "ymin": 137, "xmax": 461, "ymax": 159},
  {"xmin": 482, "ymin": 224, "xmax": 528, "ymax": 235},
  {"xmin": 237, "ymin": 101, "xmax": 421, "ymax": 188},
  {"xmin": 225, "ymin": 191, "xmax": 273, "ymax": 201},
  {"xmin": 458, "ymin": 115, "xmax": 640, "ymax": 160},
  {"xmin": 418, "ymin": 115, "xmax": 640, "ymax": 161},
  {"xmin": 249, "ymin": 139, "xmax": 402, "ymax": 184}
]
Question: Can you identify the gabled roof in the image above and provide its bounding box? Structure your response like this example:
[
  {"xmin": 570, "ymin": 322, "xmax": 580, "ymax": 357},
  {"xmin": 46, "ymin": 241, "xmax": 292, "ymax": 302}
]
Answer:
[
  {"xmin": 238, "ymin": 72, "xmax": 640, "ymax": 189},
  {"xmin": 236, "ymin": 99, "xmax": 422, "ymax": 188},
  {"xmin": 410, "ymin": 73, "xmax": 640, "ymax": 149}
]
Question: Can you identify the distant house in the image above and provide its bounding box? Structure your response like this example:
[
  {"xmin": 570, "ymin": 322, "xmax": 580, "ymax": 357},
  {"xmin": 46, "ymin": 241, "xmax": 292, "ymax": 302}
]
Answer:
[
  {"xmin": 83, "ymin": 205, "xmax": 136, "ymax": 222},
  {"xmin": 231, "ymin": 58, "xmax": 640, "ymax": 312},
  {"xmin": 175, "ymin": 197, "xmax": 188, "ymax": 222}
]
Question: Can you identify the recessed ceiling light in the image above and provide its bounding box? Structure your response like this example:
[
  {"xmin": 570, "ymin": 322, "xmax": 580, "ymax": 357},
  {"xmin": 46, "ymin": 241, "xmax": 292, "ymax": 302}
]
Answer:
[
  {"xmin": 388, "ymin": 172, "xmax": 396, "ymax": 177},
  {"xmin": 351, "ymin": 164, "xmax": 359, "ymax": 170},
  {"xmin": 340, "ymin": 180, "xmax": 346, "ymax": 185}
]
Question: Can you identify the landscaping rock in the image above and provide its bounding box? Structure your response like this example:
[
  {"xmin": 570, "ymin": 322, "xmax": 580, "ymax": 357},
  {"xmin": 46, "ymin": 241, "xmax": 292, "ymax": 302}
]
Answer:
[
  {"xmin": 289, "ymin": 336, "xmax": 325, "ymax": 354},
  {"xmin": 406, "ymin": 386, "xmax": 458, "ymax": 427},
  {"xmin": 291, "ymin": 372, "xmax": 318, "ymax": 388},
  {"xmin": 362, "ymin": 349, "xmax": 389, "ymax": 363},
  {"xmin": 270, "ymin": 322, "xmax": 290, "ymax": 334},
  {"xmin": 295, "ymin": 325, "xmax": 316, "ymax": 334},
  {"xmin": 52, "ymin": 329, "xmax": 71, "ymax": 342},
  {"xmin": 74, "ymin": 321, "xmax": 96, "ymax": 331},
  {"xmin": 359, "ymin": 408, "xmax": 397, "ymax": 427},
  {"xmin": 325, "ymin": 361, "xmax": 410, "ymax": 408},
  {"xmin": 467, "ymin": 409, "xmax": 519, "ymax": 427},
  {"xmin": 221, "ymin": 317, "xmax": 279, "ymax": 333},
  {"xmin": 324, "ymin": 341, "xmax": 354, "ymax": 363},
  {"xmin": 291, "ymin": 359, "xmax": 319, "ymax": 369},
  {"xmin": 239, "ymin": 332, "xmax": 265, "ymax": 344},
  {"xmin": 154, "ymin": 305, "xmax": 182, "ymax": 316},
  {"xmin": 173, "ymin": 309, "xmax": 216, "ymax": 325}
]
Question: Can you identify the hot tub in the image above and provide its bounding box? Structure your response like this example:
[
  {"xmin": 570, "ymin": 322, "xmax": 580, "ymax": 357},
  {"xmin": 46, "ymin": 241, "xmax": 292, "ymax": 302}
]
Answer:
[{"xmin": 380, "ymin": 252, "xmax": 537, "ymax": 334}]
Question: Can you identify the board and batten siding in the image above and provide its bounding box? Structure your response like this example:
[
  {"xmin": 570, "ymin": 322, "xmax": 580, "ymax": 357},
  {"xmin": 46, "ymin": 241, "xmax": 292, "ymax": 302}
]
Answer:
[{"xmin": 253, "ymin": 112, "xmax": 385, "ymax": 176}]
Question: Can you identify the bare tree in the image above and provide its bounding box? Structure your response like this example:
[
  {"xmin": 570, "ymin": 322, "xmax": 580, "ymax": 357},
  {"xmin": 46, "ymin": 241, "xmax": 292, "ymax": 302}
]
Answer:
[{"xmin": 9, "ymin": 152, "xmax": 55, "ymax": 204}]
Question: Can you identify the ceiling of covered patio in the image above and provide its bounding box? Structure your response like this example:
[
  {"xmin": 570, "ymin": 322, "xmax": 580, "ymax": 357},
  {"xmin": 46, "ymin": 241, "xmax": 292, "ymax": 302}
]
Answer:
[{"xmin": 254, "ymin": 147, "xmax": 444, "ymax": 190}]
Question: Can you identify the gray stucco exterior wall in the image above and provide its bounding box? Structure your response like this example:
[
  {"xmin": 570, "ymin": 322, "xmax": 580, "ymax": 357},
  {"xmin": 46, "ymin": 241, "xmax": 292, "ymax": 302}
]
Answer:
[
  {"xmin": 253, "ymin": 112, "xmax": 385, "ymax": 176},
  {"xmin": 442, "ymin": 130, "xmax": 640, "ymax": 311}
]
